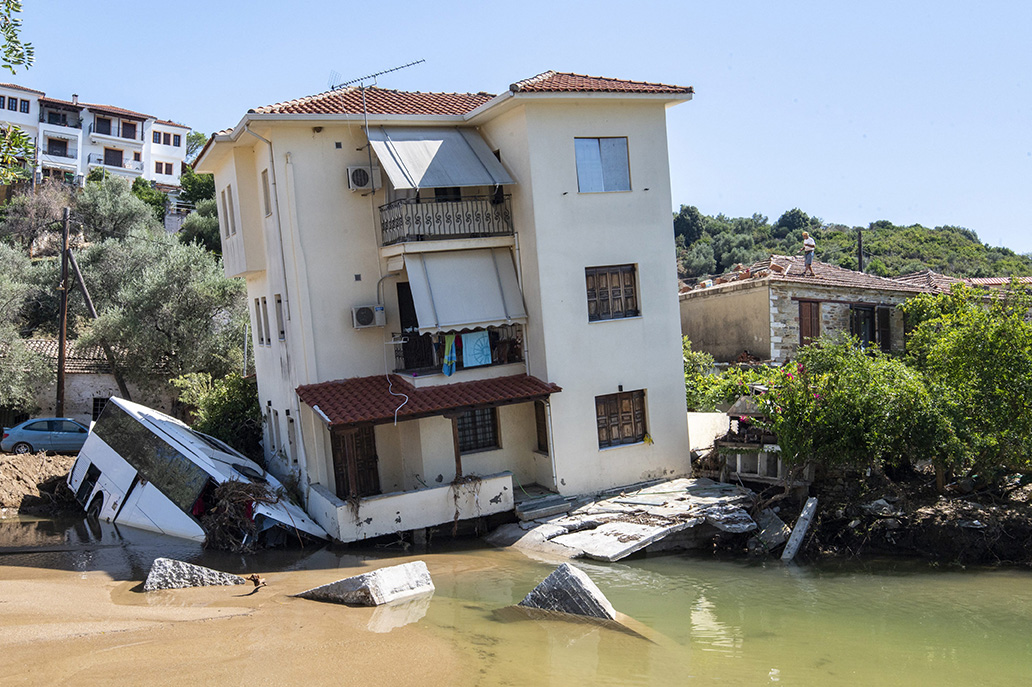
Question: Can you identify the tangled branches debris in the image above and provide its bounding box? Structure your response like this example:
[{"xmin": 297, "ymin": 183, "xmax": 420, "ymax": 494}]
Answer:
[{"xmin": 201, "ymin": 480, "xmax": 280, "ymax": 553}]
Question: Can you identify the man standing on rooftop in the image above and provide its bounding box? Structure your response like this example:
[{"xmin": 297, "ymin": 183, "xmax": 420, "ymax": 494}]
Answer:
[{"xmin": 802, "ymin": 231, "xmax": 816, "ymax": 277}]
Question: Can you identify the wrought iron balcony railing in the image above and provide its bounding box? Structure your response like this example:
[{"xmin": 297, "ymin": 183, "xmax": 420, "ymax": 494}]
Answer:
[
  {"xmin": 88, "ymin": 121, "xmax": 143, "ymax": 141},
  {"xmin": 392, "ymin": 324, "xmax": 524, "ymax": 374},
  {"xmin": 380, "ymin": 194, "xmax": 514, "ymax": 246},
  {"xmin": 86, "ymin": 153, "xmax": 144, "ymax": 172}
]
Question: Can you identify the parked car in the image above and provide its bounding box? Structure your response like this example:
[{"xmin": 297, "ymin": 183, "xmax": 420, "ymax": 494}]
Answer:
[{"xmin": 1, "ymin": 418, "xmax": 90, "ymax": 454}]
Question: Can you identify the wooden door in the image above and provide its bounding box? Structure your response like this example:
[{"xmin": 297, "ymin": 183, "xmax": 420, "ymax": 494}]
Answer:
[
  {"xmin": 331, "ymin": 426, "xmax": 380, "ymax": 499},
  {"xmin": 121, "ymin": 121, "xmax": 136, "ymax": 140},
  {"xmin": 799, "ymin": 301, "xmax": 820, "ymax": 345},
  {"xmin": 104, "ymin": 148, "xmax": 122, "ymax": 167}
]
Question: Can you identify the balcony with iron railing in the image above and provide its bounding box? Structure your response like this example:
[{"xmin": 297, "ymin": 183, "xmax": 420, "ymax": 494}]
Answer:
[
  {"xmin": 393, "ymin": 324, "xmax": 524, "ymax": 376},
  {"xmin": 39, "ymin": 111, "xmax": 82, "ymax": 129},
  {"xmin": 86, "ymin": 152, "xmax": 144, "ymax": 173},
  {"xmin": 380, "ymin": 194, "xmax": 514, "ymax": 246},
  {"xmin": 43, "ymin": 143, "xmax": 77, "ymax": 160},
  {"xmin": 88, "ymin": 120, "xmax": 144, "ymax": 142}
]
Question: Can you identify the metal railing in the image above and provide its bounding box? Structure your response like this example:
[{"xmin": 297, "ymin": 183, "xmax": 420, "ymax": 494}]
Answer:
[
  {"xmin": 43, "ymin": 146, "xmax": 77, "ymax": 159},
  {"xmin": 86, "ymin": 152, "xmax": 144, "ymax": 172},
  {"xmin": 380, "ymin": 194, "xmax": 514, "ymax": 246},
  {"xmin": 88, "ymin": 121, "xmax": 143, "ymax": 141},
  {"xmin": 40, "ymin": 112, "xmax": 82, "ymax": 128},
  {"xmin": 392, "ymin": 324, "xmax": 524, "ymax": 374}
]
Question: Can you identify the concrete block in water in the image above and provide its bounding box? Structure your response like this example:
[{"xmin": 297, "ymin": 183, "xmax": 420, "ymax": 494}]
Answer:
[
  {"xmin": 296, "ymin": 561, "xmax": 434, "ymax": 606},
  {"xmin": 144, "ymin": 557, "xmax": 246, "ymax": 591},
  {"xmin": 518, "ymin": 563, "xmax": 616, "ymax": 620}
]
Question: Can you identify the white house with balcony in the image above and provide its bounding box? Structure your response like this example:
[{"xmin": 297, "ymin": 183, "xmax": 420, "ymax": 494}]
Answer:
[
  {"xmin": 195, "ymin": 70, "xmax": 694, "ymax": 544},
  {"xmin": 0, "ymin": 83, "xmax": 188, "ymax": 189}
]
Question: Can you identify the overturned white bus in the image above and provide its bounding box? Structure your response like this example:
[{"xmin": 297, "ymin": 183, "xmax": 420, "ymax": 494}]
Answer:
[{"xmin": 67, "ymin": 397, "xmax": 326, "ymax": 545}]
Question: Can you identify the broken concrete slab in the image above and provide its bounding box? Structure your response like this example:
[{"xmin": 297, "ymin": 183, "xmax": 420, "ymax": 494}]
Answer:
[
  {"xmin": 781, "ymin": 497, "xmax": 818, "ymax": 562},
  {"xmin": 550, "ymin": 520, "xmax": 692, "ymax": 562},
  {"xmin": 518, "ymin": 563, "xmax": 616, "ymax": 620},
  {"xmin": 753, "ymin": 508, "xmax": 790, "ymax": 551},
  {"xmin": 143, "ymin": 557, "xmax": 246, "ymax": 591},
  {"xmin": 699, "ymin": 503, "xmax": 758, "ymax": 533},
  {"xmin": 296, "ymin": 561, "xmax": 434, "ymax": 606}
]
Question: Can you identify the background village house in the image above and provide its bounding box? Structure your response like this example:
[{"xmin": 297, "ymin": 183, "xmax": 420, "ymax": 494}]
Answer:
[
  {"xmin": 679, "ymin": 255, "xmax": 927, "ymax": 363},
  {"xmin": 196, "ymin": 70, "xmax": 695, "ymax": 544}
]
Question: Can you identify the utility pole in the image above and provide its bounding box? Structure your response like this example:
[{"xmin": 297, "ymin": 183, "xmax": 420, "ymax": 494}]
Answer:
[
  {"xmin": 857, "ymin": 227, "xmax": 864, "ymax": 273},
  {"xmin": 56, "ymin": 207, "xmax": 70, "ymax": 417}
]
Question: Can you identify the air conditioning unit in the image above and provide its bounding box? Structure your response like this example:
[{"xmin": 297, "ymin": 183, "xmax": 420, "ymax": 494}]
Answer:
[
  {"xmin": 347, "ymin": 165, "xmax": 382, "ymax": 192},
  {"xmin": 352, "ymin": 304, "xmax": 386, "ymax": 329}
]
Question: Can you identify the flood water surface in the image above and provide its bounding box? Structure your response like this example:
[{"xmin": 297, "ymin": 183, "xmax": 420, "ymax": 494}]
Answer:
[{"xmin": 1, "ymin": 518, "xmax": 1030, "ymax": 686}]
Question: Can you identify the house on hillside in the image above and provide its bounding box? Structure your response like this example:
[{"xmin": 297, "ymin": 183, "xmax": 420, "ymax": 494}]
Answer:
[
  {"xmin": 0, "ymin": 83, "xmax": 189, "ymax": 190},
  {"xmin": 679, "ymin": 255, "xmax": 927, "ymax": 363},
  {"xmin": 23, "ymin": 339, "xmax": 175, "ymax": 427},
  {"xmin": 196, "ymin": 70, "xmax": 694, "ymax": 543}
]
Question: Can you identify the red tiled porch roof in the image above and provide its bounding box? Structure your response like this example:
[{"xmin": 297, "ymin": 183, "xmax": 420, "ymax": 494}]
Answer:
[
  {"xmin": 509, "ymin": 71, "xmax": 693, "ymax": 95},
  {"xmin": 251, "ymin": 87, "xmax": 495, "ymax": 116},
  {"xmin": 297, "ymin": 374, "xmax": 561, "ymax": 428}
]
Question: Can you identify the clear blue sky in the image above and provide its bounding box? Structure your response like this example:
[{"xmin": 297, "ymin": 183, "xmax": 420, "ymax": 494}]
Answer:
[{"xmin": 25, "ymin": 1, "xmax": 1032, "ymax": 254}]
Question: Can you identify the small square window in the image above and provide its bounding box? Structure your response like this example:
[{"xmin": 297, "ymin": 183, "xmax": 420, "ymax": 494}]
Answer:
[
  {"xmin": 586, "ymin": 265, "xmax": 638, "ymax": 321},
  {"xmin": 19, "ymin": 99, "xmax": 29, "ymax": 113},
  {"xmin": 155, "ymin": 161, "xmax": 163, "ymax": 174},
  {"xmin": 164, "ymin": 162, "xmax": 173, "ymax": 175},
  {"xmin": 7, "ymin": 98, "xmax": 17, "ymax": 111},
  {"xmin": 574, "ymin": 137, "xmax": 630, "ymax": 192},
  {"xmin": 595, "ymin": 389, "xmax": 647, "ymax": 448},
  {"xmin": 162, "ymin": 132, "xmax": 171, "ymax": 146},
  {"xmin": 457, "ymin": 407, "xmax": 499, "ymax": 453},
  {"xmin": 0, "ymin": 96, "xmax": 6, "ymax": 108},
  {"xmin": 92, "ymin": 397, "xmax": 108, "ymax": 421},
  {"xmin": 173, "ymin": 134, "xmax": 181, "ymax": 147},
  {"xmin": 153, "ymin": 131, "xmax": 161, "ymax": 144},
  {"xmin": 133, "ymin": 151, "xmax": 140, "ymax": 162}
]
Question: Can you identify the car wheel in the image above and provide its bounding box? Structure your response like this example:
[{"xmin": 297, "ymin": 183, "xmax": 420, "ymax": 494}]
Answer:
[{"xmin": 12, "ymin": 442, "xmax": 32, "ymax": 455}]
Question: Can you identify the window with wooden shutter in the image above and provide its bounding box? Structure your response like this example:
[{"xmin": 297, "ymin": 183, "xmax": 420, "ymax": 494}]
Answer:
[
  {"xmin": 586, "ymin": 265, "xmax": 638, "ymax": 321},
  {"xmin": 876, "ymin": 306, "xmax": 891, "ymax": 352},
  {"xmin": 595, "ymin": 389, "xmax": 646, "ymax": 448},
  {"xmin": 799, "ymin": 301, "xmax": 820, "ymax": 346}
]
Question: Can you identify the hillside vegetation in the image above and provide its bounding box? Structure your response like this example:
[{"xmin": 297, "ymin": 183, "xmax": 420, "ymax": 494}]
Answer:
[{"xmin": 674, "ymin": 205, "xmax": 1032, "ymax": 280}]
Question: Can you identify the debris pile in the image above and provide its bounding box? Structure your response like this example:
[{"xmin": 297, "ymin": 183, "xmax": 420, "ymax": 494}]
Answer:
[
  {"xmin": 518, "ymin": 563, "xmax": 616, "ymax": 620},
  {"xmin": 296, "ymin": 561, "xmax": 435, "ymax": 606},
  {"xmin": 201, "ymin": 480, "xmax": 282, "ymax": 553}
]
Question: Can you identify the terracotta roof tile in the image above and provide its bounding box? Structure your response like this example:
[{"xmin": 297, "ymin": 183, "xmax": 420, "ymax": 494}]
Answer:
[
  {"xmin": 0, "ymin": 83, "xmax": 44, "ymax": 95},
  {"xmin": 154, "ymin": 119, "xmax": 189, "ymax": 129},
  {"xmin": 39, "ymin": 96, "xmax": 83, "ymax": 110},
  {"xmin": 83, "ymin": 102, "xmax": 152, "ymax": 120},
  {"xmin": 684, "ymin": 255, "xmax": 927, "ymax": 295},
  {"xmin": 24, "ymin": 339, "xmax": 113, "ymax": 374},
  {"xmin": 296, "ymin": 374, "xmax": 561, "ymax": 428},
  {"xmin": 892, "ymin": 270, "xmax": 966, "ymax": 292},
  {"xmin": 251, "ymin": 87, "xmax": 495, "ymax": 116},
  {"xmin": 509, "ymin": 71, "xmax": 693, "ymax": 95},
  {"xmin": 966, "ymin": 276, "xmax": 1032, "ymax": 286}
]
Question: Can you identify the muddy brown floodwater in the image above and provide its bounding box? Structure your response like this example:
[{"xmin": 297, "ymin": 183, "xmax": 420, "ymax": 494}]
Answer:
[{"xmin": 3, "ymin": 516, "xmax": 1032, "ymax": 686}]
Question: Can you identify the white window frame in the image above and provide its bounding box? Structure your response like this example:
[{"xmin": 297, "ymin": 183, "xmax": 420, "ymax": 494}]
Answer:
[{"xmin": 574, "ymin": 137, "xmax": 630, "ymax": 193}]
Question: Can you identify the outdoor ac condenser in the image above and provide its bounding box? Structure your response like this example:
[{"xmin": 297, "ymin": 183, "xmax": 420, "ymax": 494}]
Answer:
[
  {"xmin": 352, "ymin": 304, "xmax": 386, "ymax": 329},
  {"xmin": 347, "ymin": 165, "xmax": 382, "ymax": 192}
]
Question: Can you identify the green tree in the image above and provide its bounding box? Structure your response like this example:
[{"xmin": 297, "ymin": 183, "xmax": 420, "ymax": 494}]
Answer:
[
  {"xmin": 172, "ymin": 372, "xmax": 262, "ymax": 461},
  {"xmin": 0, "ymin": 180, "xmax": 73, "ymax": 256},
  {"xmin": 75, "ymin": 175, "xmax": 160, "ymax": 241},
  {"xmin": 673, "ymin": 204, "xmax": 704, "ymax": 244},
  {"xmin": 178, "ymin": 198, "xmax": 221, "ymax": 254},
  {"xmin": 0, "ymin": 243, "xmax": 47, "ymax": 411},
  {"xmin": 178, "ymin": 165, "xmax": 215, "ymax": 205},
  {"xmin": 186, "ymin": 131, "xmax": 208, "ymax": 162},
  {"xmin": 78, "ymin": 228, "xmax": 247, "ymax": 389},
  {"xmin": 131, "ymin": 177, "xmax": 167, "ymax": 223},
  {"xmin": 902, "ymin": 285, "xmax": 1032, "ymax": 475},
  {"xmin": 0, "ymin": 0, "xmax": 33, "ymax": 185}
]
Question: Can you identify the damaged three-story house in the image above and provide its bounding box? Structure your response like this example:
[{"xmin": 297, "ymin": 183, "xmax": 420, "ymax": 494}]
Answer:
[{"xmin": 196, "ymin": 71, "xmax": 694, "ymax": 543}]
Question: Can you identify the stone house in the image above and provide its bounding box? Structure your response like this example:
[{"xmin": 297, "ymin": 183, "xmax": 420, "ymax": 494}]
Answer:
[
  {"xmin": 679, "ymin": 255, "xmax": 927, "ymax": 363},
  {"xmin": 22, "ymin": 339, "xmax": 175, "ymax": 426},
  {"xmin": 196, "ymin": 71, "xmax": 694, "ymax": 543}
]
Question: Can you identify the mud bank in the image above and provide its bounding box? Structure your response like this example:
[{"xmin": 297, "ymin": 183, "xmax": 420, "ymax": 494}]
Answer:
[{"xmin": 0, "ymin": 453, "xmax": 77, "ymax": 517}]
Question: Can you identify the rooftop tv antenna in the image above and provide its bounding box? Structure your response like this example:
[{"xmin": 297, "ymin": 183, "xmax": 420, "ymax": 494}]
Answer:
[{"xmin": 330, "ymin": 59, "xmax": 425, "ymax": 90}]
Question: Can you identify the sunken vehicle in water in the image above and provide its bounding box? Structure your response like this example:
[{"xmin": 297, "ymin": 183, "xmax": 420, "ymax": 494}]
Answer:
[{"xmin": 67, "ymin": 397, "xmax": 326, "ymax": 546}]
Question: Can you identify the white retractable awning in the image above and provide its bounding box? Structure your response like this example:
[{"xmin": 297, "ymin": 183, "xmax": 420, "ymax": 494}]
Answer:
[
  {"xmin": 404, "ymin": 248, "xmax": 527, "ymax": 333},
  {"xmin": 367, "ymin": 126, "xmax": 515, "ymax": 190}
]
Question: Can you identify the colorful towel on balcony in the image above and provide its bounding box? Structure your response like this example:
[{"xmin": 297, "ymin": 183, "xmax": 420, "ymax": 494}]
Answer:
[
  {"xmin": 443, "ymin": 334, "xmax": 457, "ymax": 376},
  {"xmin": 462, "ymin": 330, "xmax": 492, "ymax": 368}
]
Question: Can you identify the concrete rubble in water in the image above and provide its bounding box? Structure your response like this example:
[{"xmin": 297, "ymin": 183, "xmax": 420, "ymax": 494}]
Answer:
[
  {"xmin": 144, "ymin": 557, "xmax": 246, "ymax": 591},
  {"xmin": 295, "ymin": 560, "xmax": 435, "ymax": 606},
  {"xmin": 518, "ymin": 563, "xmax": 616, "ymax": 620},
  {"xmin": 488, "ymin": 477, "xmax": 757, "ymax": 562}
]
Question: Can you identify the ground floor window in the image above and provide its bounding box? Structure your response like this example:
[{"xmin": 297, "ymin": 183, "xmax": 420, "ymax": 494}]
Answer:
[
  {"xmin": 595, "ymin": 389, "xmax": 646, "ymax": 448},
  {"xmin": 92, "ymin": 397, "xmax": 108, "ymax": 421},
  {"xmin": 534, "ymin": 401, "xmax": 549, "ymax": 453},
  {"xmin": 457, "ymin": 407, "xmax": 499, "ymax": 453},
  {"xmin": 850, "ymin": 305, "xmax": 891, "ymax": 352}
]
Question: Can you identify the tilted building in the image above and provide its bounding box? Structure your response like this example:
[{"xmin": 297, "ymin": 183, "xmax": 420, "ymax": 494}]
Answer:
[{"xmin": 196, "ymin": 70, "xmax": 693, "ymax": 542}]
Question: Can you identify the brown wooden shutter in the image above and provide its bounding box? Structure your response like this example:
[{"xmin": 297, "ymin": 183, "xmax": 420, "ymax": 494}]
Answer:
[
  {"xmin": 876, "ymin": 306, "xmax": 891, "ymax": 352},
  {"xmin": 799, "ymin": 301, "xmax": 820, "ymax": 345}
]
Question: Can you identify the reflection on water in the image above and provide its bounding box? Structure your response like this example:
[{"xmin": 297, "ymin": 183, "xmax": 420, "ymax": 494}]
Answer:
[{"xmin": 2, "ymin": 518, "xmax": 1032, "ymax": 686}]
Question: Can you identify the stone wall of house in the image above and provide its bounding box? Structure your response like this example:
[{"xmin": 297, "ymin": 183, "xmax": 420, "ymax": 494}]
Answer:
[
  {"xmin": 769, "ymin": 282, "xmax": 913, "ymax": 363},
  {"xmin": 33, "ymin": 374, "xmax": 175, "ymax": 427}
]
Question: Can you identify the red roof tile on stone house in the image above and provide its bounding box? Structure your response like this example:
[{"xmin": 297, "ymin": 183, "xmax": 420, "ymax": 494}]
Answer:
[{"xmin": 23, "ymin": 339, "xmax": 114, "ymax": 374}]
